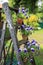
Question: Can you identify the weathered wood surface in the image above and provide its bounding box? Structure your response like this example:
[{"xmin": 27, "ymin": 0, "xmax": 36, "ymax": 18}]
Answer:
[
  {"xmin": 2, "ymin": 2, "xmax": 24, "ymax": 65},
  {"xmin": 0, "ymin": 22, "xmax": 6, "ymax": 60}
]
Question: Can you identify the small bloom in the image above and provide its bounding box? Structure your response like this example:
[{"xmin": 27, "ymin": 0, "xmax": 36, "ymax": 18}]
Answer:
[
  {"xmin": 28, "ymin": 27, "xmax": 33, "ymax": 30},
  {"xmin": 21, "ymin": 25, "xmax": 25, "ymax": 28},
  {"xmin": 31, "ymin": 40, "xmax": 36, "ymax": 45},
  {"xmin": 27, "ymin": 41, "xmax": 30, "ymax": 46},
  {"xmin": 18, "ymin": 48, "xmax": 21, "ymax": 52},
  {"xmin": 25, "ymin": 26, "xmax": 32, "ymax": 31},
  {"xmin": 30, "ymin": 27, "xmax": 33, "ymax": 30},
  {"xmin": 23, "ymin": 48, "xmax": 27, "ymax": 53},
  {"xmin": 22, "ymin": 9, "xmax": 25, "ymax": 12},
  {"xmin": 28, "ymin": 46, "xmax": 30, "ymax": 48},
  {"xmin": 30, "ymin": 59, "xmax": 33, "ymax": 63},
  {"xmin": 25, "ymin": 27, "xmax": 29, "ymax": 30},
  {"xmin": 24, "ymin": 12, "xmax": 27, "ymax": 16},
  {"xmin": 31, "ymin": 48, "xmax": 35, "ymax": 52},
  {"xmin": 17, "ymin": 61, "xmax": 20, "ymax": 65},
  {"xmin": 35, "ymin": 44, "xmax": 40, "ymax": 50}
]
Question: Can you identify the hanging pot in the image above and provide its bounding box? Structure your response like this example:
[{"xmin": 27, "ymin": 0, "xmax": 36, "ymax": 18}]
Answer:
[{"xmin": 17, "ymin": 18, "xmax": 23, "ymax": 25}]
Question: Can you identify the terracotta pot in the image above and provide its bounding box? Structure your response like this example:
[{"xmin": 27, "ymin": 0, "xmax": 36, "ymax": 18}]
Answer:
[
  {"xmin": 17, "ymin": 18, "xmax": 23, "ymax": 25},
  {"xmin": 0, "ymin": 4, "xmax": 2, "ymax": 8},
  {"xmin": 0, "ymin": 22, "xmax": 3, "ymax": 29},
  {"xmin": 22, "ymin": 34, "xmax": 28, "ymax": 40}
]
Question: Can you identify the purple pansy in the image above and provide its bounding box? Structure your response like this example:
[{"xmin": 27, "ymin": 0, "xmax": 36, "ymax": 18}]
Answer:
[
  {"xmin": 25, "ymin": 27, "xmax": 29, "ymax": 30},
  {"xmin": 28, "ymin": 46, "xmax": 31, "ymax": 48},
  {"xmin": 31, "ymin": 40, "xmax": 37, "ymax": 45},
  {"xmin": 35, "ymin": 44, "xmax": 40, "ymax": 50},
  {"xmin": 21, "ymin": 25, "xmax": 25, "ymax": 28},
  {"xmin": 31, "ymin": 48, "xmax": 35, "ymax": 52},
  {"xmin": 23, "ymin": 48, "xmax": 27, "ymax": 53},
  {"xmin": 27, "ymin": 41, "xmax": 30, "ymax": 46},
  {"xmin": 24, "ymin": 12, "xmax": 27, "ymax": 16},
  {"xmin": 30, "ymin": 59, "xmax": 33, "ymax": 62},
  {"xmin": 18, "ymin": 48, "xmax": 21, "ymax": 52},
  {"xmin": 30, "ymin": 27, "xmax": 33, "ymax": 30},
  {"xmin": 22, "ymin": 9, "xmax": 25, "ymax": 13},
  {"xmin": 17, "ymin": 61, "xmax": 20, "ymax": 65},
  {"xmin": 28, "ymin": 27, "xmax": 33, "ymax": 30},
  {"xmin": 25, "ymin": 26, "xmax": 33, "ymax": 31}
]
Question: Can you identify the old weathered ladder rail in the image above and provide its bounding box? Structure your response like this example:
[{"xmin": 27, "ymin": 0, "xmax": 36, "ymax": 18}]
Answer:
[{"xmin": 0, "ymin": 2, "xmax": 24, "ymax": 65}]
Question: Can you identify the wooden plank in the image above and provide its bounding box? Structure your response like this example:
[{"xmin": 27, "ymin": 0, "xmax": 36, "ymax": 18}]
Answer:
[
  {"xmin": 0, "ymin": 22, "xmax": 6, "ymax": 59},
  {"xmin": 2, "ymin": 2, "xmax": 24, "ymax": 65}
]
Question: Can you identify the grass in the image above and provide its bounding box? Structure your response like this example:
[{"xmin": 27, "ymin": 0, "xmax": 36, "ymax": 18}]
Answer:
[
  {"xmin": 29, "ymin": 29, "xmax": 43, "ymax": 44},
  {"xmin": 29, "ymin": 29, "xmax": 43, "ymax": 65}
]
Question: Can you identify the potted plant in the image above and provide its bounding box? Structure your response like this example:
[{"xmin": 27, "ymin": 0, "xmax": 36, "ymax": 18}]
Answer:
[
  {"xmin": 21, "ymin": 29, "xmax": 29, "ymax": 40},
  {"xmin": 20, "ymin": 24, "xmax": 32, "ymax": 40}
]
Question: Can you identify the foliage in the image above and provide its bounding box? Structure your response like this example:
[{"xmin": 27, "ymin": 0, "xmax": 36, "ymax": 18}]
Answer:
[
  {"xmin": 17, "ymin": 13, "xmax": 25, "ymax": 19},
  {"xmin": 5, "ymin": 28, "xmax": 10, "ymax": 39},
  {"xmin": 20, "ymin": 0, "xmax": 38, "ymax": 13},
  {"xmin": 27, "ymin": 14, "xmax": 39, "ymax": 29},
  {"xmin": 1, "ymin": 13, "xmax": 6, "ymax": 21},
  {"xmin": 12, "ymin": 12, "xmax": 17, "ymax": 25},
  {"xmin": 29, "ymin": 14, "xmax": 38, "ymax": 22},
  {"xmin": 36, "ymin": 13, "xmax": 43, "ymax": 19}
]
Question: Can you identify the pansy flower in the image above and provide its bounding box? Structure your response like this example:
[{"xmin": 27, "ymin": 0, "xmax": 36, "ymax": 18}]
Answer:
[
  {"xmin": 17, "ymin": 61, "xmax": 20, "ymax": 65},
  {"xmin": 23, "ymin": 48, "xmax": 27, "ymax": 53},
  {"xmin": 31, "ymin": 48, "xmax": 35, "ymax": 52},
  {"xmin": 30, "ymin": 59, "xmax": 33, "ymax": 63},
  {"xmin": 18, "ymin": 48, "xmax": 22, "ymax": 52},
  {"xmin": 31, "ymin": 40, "xmax": 36, "ymax": 45},
  {"xmin": 21, "ymin": 25, "xmax": 25, "ymax": 28}
]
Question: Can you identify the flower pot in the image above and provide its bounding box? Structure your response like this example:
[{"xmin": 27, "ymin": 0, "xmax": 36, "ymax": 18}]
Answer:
[
  {"xmin": 17, "ymin": 18, "xmax": 23, "ymax": 25},
  {"xmin": 22, "ymin": 34, "xmax": 28, "ymax": 40}
]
